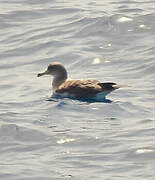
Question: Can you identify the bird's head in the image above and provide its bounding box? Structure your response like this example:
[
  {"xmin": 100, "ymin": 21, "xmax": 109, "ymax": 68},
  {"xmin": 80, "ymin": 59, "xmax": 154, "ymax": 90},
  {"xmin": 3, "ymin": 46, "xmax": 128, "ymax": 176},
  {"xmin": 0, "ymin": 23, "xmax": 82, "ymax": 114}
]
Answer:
[{"xmin": 37, "ymin": 62, "xmax": 67, "ymax": 78}]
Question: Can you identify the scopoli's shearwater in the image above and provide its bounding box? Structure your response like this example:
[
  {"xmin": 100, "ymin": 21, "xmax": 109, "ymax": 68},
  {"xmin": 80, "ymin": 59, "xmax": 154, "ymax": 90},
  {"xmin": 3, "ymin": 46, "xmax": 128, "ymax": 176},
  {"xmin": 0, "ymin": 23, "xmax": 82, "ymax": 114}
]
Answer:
[{"xmin": 37, "ymin": 62, "xmax": 126, "ymax": 100}]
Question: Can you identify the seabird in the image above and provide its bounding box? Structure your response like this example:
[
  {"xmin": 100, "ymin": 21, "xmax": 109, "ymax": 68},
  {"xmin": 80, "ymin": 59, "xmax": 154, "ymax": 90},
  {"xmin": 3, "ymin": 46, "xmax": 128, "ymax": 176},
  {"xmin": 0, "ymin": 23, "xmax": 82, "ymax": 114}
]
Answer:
[{"xmin": 37, "ymin": 62, "xmax": 125, "ymax": 100}]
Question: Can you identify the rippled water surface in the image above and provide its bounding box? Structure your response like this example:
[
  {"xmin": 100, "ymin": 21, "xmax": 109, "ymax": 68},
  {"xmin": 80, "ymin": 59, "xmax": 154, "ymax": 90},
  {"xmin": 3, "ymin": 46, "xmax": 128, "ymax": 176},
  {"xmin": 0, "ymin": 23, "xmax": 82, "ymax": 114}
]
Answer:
[{"xmin": 1, "ymin": 0, "xmax": 155, "ymax": 179}]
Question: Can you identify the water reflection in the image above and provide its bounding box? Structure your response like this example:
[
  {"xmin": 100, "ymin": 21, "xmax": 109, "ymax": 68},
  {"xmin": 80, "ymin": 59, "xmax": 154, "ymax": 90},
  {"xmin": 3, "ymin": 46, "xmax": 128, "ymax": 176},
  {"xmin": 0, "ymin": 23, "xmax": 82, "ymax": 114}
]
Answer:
[{"xmin": 46, "ymin": 96, "xmax": 113, "ymax": 104}]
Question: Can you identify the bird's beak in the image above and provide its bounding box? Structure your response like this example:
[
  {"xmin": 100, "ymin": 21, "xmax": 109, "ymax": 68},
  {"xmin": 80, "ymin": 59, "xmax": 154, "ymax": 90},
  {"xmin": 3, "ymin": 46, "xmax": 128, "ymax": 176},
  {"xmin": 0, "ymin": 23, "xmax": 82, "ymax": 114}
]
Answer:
[{"xmin": 37, "ymin": 70, "xmax": 50, "ymax": 77}]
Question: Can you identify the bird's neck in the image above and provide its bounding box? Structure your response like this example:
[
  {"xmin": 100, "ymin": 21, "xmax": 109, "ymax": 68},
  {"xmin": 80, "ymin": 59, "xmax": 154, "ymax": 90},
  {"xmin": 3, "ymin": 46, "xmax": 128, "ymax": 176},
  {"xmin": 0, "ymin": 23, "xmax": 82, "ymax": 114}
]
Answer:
[{"xmin": 52, "ymin": 74, "xmax": 67, "ymax": 91}]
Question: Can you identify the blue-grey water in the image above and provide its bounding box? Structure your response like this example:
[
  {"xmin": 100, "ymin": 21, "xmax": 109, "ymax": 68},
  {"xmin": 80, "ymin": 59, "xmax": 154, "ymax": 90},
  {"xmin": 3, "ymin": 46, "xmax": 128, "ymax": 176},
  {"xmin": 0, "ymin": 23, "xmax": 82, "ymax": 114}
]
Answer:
[{"xmin": 0, "ymin": 0, "xmax": 155, "ymax": 179}]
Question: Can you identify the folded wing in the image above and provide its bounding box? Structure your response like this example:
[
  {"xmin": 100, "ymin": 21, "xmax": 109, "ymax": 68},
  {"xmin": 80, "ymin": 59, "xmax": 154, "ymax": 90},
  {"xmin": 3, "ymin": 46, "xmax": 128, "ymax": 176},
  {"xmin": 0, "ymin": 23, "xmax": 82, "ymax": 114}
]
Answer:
[{"xmin": 55, "ymin": 80, "xmax": 118, "ymax": 98}]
